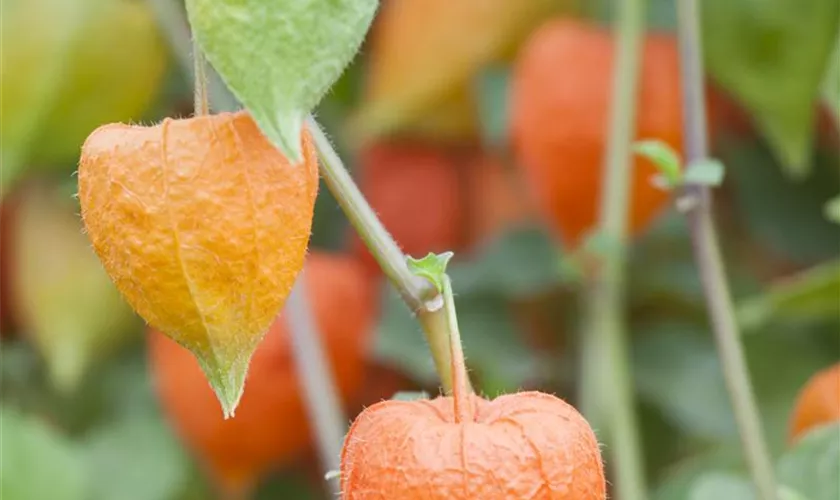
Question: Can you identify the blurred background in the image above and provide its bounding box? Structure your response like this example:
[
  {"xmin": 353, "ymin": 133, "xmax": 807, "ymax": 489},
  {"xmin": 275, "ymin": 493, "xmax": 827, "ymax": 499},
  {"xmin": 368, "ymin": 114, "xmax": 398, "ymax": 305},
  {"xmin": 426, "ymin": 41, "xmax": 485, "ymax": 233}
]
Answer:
[{"xmin": 1, "ymin": 0, "xmax": 838, "ymax": 499}]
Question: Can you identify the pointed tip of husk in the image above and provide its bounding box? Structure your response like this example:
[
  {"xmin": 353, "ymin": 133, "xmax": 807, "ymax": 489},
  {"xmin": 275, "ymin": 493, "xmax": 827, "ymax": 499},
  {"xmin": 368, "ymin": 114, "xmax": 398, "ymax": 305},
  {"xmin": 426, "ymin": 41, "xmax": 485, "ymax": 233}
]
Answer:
[{"xmin": 193, "ymin": 348, "xmax": 255, "ymax": 419}]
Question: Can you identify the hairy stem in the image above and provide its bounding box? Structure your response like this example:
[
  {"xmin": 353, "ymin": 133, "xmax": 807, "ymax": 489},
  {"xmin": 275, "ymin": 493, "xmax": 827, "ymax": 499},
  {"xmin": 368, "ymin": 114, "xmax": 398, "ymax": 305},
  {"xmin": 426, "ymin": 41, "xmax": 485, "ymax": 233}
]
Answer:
[
  {"xmin": 579, "ymin": 0, "xmax": 648, "ymax": 498},
  {"xmin": 306, "ymin": 117, "xmax": 463, "ymax": 395},
  {"xmin": 192, "ymin": 41, "xmax": 209, "ymax": 116},
  {"xmin": 146, "ymin": 0, "xmax": 237, "ymax": 112},
  {"xmin": 676, "ymin": 2, "xmax": 779, "ymax": 499},
  {"xmin": 442, "ymin": 275, "xmax": 473, "ymax": 422}
]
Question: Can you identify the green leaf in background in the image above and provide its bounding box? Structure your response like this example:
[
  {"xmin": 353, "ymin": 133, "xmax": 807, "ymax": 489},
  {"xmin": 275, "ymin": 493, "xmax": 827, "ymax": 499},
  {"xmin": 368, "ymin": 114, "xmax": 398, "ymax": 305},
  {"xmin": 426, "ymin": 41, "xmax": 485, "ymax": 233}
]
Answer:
[
  {"xmin": 633, "ymin": 325, "xmax": 737, "ymax": 440},
  {"xmin": 0, "ymin": 407, "xmax": 89, "ymax": 500},
  {"xmin": 0, "ymin": 0, "xmax": 168, "ymax": 194},
  {"xmin": 84, "ymin": 415, "xmax": 191, "ymax": 500},
  {"xmin": 777, "ymin": 423, "xmax": 840, "ymax": 500},
  {"xmin": 373, "ymin": 283, "xmax": 547, "ymax": 394},
  {"xmin": 688, "ymin": 472, "xmax": 755, "ymax": 500},
  {"xmin": 10, "ymin": 182, "xmax": 141, "ymax": 393},
  {"xmin": 633, "ymin": 322, "xmax": 836, "ymax": 450},
  {"xmin": 725, "ymin": 144, "xmax": 840, "ymax": 264},
  {"xmin": 185, "ymin": 0, "xmax": 378, "ymax": 162},
  {"xmin": 821, "ymin": 34, "xmax": 840, "ymax": 124},
  {"xmin": 448, "ymin": 224, "xmax": 560, "ymax": 298},
  {"xmin": 652, "ymin": 447, "xmax": 747, "ymax": 500},
  {"xmin": 824, "ymin": 195, "xmax": 840, "ymax": 225},
  {"xmin": 474, "ymin": 65, "xmax": 512, "ymax": 148},
  {"xmin": 737, "ymin": 259, "xmax": 840, "ymax": 332},
  {"xmin": 702, "ymin": 0, "xmax": 840, "ymax": 178}
]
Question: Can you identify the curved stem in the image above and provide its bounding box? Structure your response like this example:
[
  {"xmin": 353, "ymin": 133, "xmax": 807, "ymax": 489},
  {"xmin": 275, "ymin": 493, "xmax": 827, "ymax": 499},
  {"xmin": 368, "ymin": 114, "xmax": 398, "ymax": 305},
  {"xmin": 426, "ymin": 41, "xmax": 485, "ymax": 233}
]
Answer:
[
  {"xmin": 306, "ymin": 117, "xmax": 457, "ymax": 395},
  {"xmin": 676, "ymin": 2, "xmax": 779, "ymax": 499},
  {"xmin": 579, "ymin": 0, "xmax": 648, "ymax": 498},
  {"xmin": 442, "ymin": 275, "xmax": 472, "ymax": 422}
]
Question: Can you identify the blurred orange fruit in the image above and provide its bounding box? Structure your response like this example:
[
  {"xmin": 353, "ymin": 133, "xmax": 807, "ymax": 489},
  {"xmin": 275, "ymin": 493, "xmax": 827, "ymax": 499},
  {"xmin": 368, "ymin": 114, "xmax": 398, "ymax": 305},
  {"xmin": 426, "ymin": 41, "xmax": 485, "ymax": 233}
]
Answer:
[
  {"xmin": 78, "ymin": 111, "xmax": 319, "ymax": 415},
  {"xmin": 510, "ymin": 20, "xmax": 684, "ymax": 249},
  {"xmin": 350, "ymin": 141, "xmax": 466, "ymax": 276},
  {"xmin": 349, "ymin": 0, "xmax": 563, "ymax": 143},
  {"xmin": 464, "ymin": 152, "xmax": 536, "ymax": 248},
  {"xmin": 788, "ymin": 362, "xmax": 840, "ymax": 444},
  {"xmin": 148, "ymin": 252, "xmax": 376, "ymax": 497}
]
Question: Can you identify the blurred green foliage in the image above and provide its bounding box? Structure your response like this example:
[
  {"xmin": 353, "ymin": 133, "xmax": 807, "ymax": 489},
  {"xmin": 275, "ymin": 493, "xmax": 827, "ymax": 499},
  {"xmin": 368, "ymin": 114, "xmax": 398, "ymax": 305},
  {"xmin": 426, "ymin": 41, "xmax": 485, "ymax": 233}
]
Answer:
[{"xmin": 1, "ymin": 0, "xmax": 838, "ymax": 499}]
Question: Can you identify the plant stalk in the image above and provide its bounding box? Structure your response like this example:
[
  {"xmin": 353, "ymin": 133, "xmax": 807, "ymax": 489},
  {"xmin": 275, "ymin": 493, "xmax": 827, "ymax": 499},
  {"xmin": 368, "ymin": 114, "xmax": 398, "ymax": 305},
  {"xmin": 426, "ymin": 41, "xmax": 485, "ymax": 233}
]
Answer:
[
  {"xmin": 306, "ymin": 116, "xmax": 462, "ymax": 395},
  {"xmin": 442, "ymin": 274, "xmax": 473, "ymax": 422},
  {"xmin": 285, "ymin": 280, "xmax": 345, "ymax": 493},
  {"xmin": 192, "ymin": 43, "xmax": 210, "ymax": 116},
  {"xmin": 676, "ymin": 2, "xmax": 779, "ymax": 499},
  {"xmin": 579, "ymin": 0, "xmax": 648, "ymax": 498}
]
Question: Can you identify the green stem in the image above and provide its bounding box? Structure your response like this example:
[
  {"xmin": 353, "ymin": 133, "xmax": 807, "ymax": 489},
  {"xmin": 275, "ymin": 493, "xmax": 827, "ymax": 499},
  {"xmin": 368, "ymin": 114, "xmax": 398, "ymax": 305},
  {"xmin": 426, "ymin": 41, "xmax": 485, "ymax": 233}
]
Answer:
[
  {"xmin": 579, "ymin": 0, "xmax": 648, "ymax": 498},
  {"xmin": 676, "ymin": 2, "xmax": 779, "ymax": 499},
  {"xmin": 192, "ymin": 40, "xmax": 210, "ymax": 116},
  {"xmin": 305, "ymin": 116, "xmax": 459, "ymax": 395},
  {"xmin": 146, "ymin": 0, "xmax": 238, "ymax": 112},
  {"xmin": 442, "ymin": 275, "xmax": 473, "ymax": 422}
]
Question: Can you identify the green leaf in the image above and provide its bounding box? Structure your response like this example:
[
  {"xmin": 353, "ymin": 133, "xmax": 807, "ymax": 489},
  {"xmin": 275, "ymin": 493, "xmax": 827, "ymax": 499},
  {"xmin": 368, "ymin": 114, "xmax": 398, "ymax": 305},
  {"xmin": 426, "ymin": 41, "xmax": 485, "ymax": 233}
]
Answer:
[
  {"xmin": 633, "ymin": 325, "xmax": 737, "ymax": 440},
  {"xmin": 84, "ymin": 415, "xmax": 191, "ymax": 500},
  {"xmin": 725, "ymin": 144, "xmax": 840, "ymax": 263},
  {"xmin": 634, "ymin": 139, "xmax": 683, "ymax": 187},
  {"xmin": 0, "ymin": 408, "xmax": 89, "ymax": 500},
  {"xmin": 702, "ymin": 0, "xmax": 840, "ymax": 178},
  {"xmin": 777, "ymin": 423, "xmax": 840, "ymax": 500},
  {"xmin": 820, "ymin": 34, "xmax": 840, "ymax": 124},
  {"xmin": 824, "ymin": 195, "xmax": 840, "ymax": 224},
  {"xmin": 185, "ymin": 0, "xmax": 378, "ymax": 162},
  {"xmin": 406, "ymin": 251, "xmax": 454, "ymax": 293},
  {"xmin": 684, "ymin": 159, "xmax": 726, "ymax": 187},
  {"xmin": 737, "ymin": 259, "xmax": 840, "ymax": 332},
  {"xmin": 688, "ymin": 472, "xmax": 755, "ymax": 500},
  {"xmin": 474, "ymin": 65, "xmax": 511, "ymax": 148},
  {"xmin": 447, "ymin": 224, "xmax": 560, "ymax": 298},
  {"xmin": 634, "ymin": 323, "xmax": 836, "ymax": 448}
]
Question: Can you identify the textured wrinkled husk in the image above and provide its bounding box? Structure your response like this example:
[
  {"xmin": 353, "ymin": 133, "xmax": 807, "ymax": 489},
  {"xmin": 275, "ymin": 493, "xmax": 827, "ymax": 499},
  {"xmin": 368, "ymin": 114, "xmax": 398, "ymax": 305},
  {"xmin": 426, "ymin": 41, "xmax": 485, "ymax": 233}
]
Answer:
[
  {"xmin": 510, "ymin": 20, "xmax": 684, "ymax": 249},
  {"xmin": 340, "ymin": 391, "xmax": 606, "ymax": 499},
  {"xmin": 78, "ymin": 111, "xmax": 319, "ymax": 414},
  {"xmin": 788, "ymin": 362, "xmax": 840, "ymax": 444}
]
